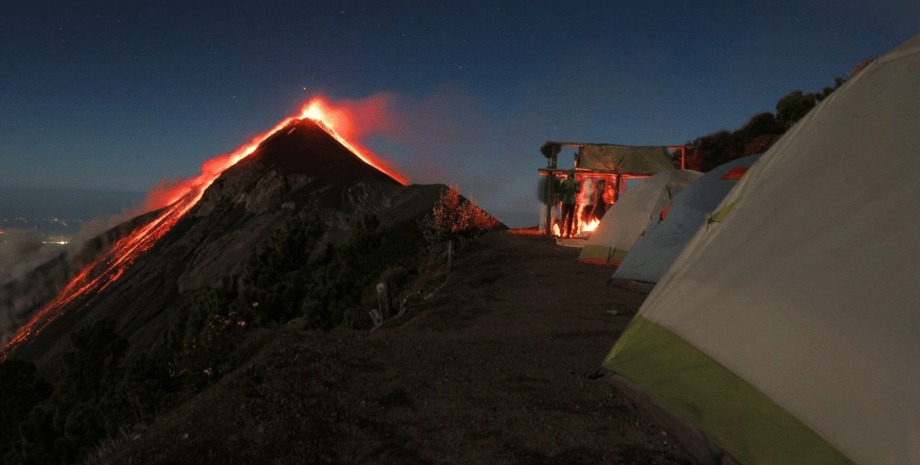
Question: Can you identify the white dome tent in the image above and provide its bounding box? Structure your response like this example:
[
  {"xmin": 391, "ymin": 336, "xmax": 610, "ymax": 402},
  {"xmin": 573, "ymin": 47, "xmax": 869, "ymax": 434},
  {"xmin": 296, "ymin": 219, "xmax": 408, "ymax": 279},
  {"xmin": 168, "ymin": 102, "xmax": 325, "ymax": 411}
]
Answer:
[
  {"xmin": 577, "ymin": 169, "xmax": 702, "ymax": 265},
  {"xmin": 611, "ymin": 154, "xmax": 761, "ymax": 288},
  {"xmin": 604, "ymin": 35, "xmax": 920, "ymax": 465}
]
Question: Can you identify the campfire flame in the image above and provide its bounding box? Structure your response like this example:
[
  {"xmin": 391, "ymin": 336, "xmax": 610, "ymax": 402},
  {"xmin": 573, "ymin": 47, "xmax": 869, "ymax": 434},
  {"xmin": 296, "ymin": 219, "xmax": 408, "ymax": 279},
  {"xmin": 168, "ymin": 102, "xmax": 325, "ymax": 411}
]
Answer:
[
  {"xmin": 582, "ymin": 218, "xmax": 600, "ymax": 232},
  {"xmin": 1, "ymin": 96, "xmax": 407, "ymax": 359},
  {"xmin": 553, "ymin": 216, "xmax": 599, "ymax": 239}
]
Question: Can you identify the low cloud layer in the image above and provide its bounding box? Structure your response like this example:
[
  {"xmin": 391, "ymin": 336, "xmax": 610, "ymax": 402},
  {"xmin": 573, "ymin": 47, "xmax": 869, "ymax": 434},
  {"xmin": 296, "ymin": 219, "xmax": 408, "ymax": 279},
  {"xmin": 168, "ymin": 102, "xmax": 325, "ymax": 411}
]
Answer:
[{"xmin": 0, "ymin": 217, "xmax": 121, "ymax": 346}]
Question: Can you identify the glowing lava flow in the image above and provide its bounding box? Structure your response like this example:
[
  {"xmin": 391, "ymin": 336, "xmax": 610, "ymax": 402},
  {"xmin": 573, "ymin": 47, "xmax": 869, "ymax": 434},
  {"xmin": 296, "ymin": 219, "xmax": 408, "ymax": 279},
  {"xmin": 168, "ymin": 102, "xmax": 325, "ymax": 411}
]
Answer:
[
  {"xmin": 0, "ymin": 97, "xmax": 407, "ymax": 359},
  {"xmin": 300, "ymin": 98, "xmax": 408, "ymax": 185}
]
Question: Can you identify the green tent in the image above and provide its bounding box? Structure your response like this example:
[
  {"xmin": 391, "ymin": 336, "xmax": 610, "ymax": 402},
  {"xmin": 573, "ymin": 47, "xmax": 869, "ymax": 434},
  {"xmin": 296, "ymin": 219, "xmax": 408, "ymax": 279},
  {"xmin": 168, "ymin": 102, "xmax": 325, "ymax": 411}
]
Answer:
[
  {"xmin": 605, "ymin": 34, "xmax": 920, "ymax": 465},
  {"xmin": 578, "ymin": 169, "xmax": 701, "ymax": 265}
]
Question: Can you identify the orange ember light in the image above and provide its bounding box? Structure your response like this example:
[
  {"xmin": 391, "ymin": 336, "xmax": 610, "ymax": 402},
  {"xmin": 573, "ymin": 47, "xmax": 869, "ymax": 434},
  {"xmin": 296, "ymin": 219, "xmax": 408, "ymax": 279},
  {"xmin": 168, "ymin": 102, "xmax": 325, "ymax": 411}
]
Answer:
[
  {"xmin": 507, "ymin": 228, "xmax": 544, "ymax": 236},
  {"xmin": 550, "ymin": 214, "xmax": 600, "ymax": 239},
  {"xmin": 0, "ymin": 96, "xmax": 408, "ymax": 359}
]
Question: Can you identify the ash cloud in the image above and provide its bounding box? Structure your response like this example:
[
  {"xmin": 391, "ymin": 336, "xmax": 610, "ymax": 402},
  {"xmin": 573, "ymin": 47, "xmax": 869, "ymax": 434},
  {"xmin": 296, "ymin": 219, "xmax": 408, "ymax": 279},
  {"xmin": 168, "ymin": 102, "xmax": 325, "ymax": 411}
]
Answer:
[
  {"xmin": 0, "ymin": 220, "xmax": 116, "ymax": 346},
  {"xmin": 317, "ymin": 89, "xmax": 550, "ymax": 227},
  {"xmin": 323, "ymin": 50, "xmax": 694, "ymax": 229},
  {"xmin": 1, "ymin": 230, "xmax": 64, "ymax": 347},
  {"xmin": 0, "ymin": 230, "xmax": 63, "ymax": 286},
  {"xmin": 0, "ymin": 204, "xmax": 141, "ymax": 347},
  {"xmin": 0, "ymin": 216, "xmax": 120, "ymax": 286},
  {"xmin": 0, "ymin": 230, "xmax": 69, "ymax": 346}
]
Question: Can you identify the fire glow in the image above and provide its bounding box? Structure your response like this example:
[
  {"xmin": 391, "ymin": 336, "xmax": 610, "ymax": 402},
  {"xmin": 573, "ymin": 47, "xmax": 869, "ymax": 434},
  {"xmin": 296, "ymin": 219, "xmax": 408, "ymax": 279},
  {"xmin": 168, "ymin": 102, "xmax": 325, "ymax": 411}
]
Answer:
[
  {"xmin": 552, "ymin": 202, "xmax": 601, "ymax": 239},
  {"xmin": 1, "ymin": 96, "xmax": 407, "ymax": 359},
  {"xmin": 300, "ymin": 99, "xmax": 408, "ymax": 185}
]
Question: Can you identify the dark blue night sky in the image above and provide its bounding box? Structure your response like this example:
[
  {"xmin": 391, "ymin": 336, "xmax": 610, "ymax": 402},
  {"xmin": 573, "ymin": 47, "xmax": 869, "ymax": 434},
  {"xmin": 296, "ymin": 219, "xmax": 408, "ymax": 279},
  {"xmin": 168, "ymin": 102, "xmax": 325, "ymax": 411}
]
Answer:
[{"xmin": 2, "ymin": 1, "xmax": 918, "ymax": 225}]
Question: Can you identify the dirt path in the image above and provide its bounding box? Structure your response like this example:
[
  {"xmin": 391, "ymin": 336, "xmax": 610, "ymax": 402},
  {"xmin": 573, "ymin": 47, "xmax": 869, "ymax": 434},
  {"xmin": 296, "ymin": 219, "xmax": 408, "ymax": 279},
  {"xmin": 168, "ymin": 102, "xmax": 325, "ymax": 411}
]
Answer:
[{"xmin": 98, "ymin": 230, "xmax": 693, "ymax": 464}]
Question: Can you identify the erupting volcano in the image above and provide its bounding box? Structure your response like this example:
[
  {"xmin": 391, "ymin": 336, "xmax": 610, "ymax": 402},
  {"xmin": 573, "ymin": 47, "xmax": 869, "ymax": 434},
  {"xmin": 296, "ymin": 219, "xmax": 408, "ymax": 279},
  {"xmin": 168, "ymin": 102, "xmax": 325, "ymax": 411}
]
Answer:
[{"xmin": 1, "ymin": 97, "xmax": 422, "ymax": 362}]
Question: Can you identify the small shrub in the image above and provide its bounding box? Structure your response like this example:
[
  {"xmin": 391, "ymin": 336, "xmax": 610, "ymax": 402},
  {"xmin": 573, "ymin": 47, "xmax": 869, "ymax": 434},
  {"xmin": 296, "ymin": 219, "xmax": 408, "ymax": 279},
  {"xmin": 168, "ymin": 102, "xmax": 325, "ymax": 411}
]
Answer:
[
  {"xmin": 775, "ymin": 90, "xmax": 817, "ymax": 126},
  {"xmin": 430, "ymin": 185, "xmax": 502, "ymax": 241},
  {"xmin": 99, "ymin": 353, "xmax": 177, "ymax": 435},
  {"xmin": 0, "ymin": 359, "xmax": 53, "ymax": 461},
  {"xmin": 60, "ymin": 319, "xmax": 129, "ymax": 404},
  {"xmin": 170, "ymin": 311, "xmax": 247, "ymax": 391}
]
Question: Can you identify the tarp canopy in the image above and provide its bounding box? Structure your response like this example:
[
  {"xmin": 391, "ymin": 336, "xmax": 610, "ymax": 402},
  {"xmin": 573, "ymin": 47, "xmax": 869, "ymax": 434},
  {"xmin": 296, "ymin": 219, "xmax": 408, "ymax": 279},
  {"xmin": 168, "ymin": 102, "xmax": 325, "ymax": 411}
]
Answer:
[
  {"xmin": 604, "ymin": 33, "xmax": 920, "ymax": 465},
  {"xmin": 578, "ymin": 145, "xmax": 675, "ymax": 174}
]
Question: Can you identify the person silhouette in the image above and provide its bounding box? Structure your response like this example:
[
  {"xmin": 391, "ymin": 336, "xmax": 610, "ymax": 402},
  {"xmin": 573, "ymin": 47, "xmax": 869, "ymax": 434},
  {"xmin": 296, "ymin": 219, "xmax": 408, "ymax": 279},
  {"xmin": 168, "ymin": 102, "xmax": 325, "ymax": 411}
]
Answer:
[{"xmin": 558, "ymin": 170, "xmax": 580, "ymax": 237}]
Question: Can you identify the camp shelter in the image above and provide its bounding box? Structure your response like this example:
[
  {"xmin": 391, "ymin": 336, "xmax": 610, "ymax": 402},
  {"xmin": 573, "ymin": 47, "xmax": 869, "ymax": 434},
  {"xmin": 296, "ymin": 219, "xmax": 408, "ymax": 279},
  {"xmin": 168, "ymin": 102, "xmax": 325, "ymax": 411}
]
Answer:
[
  {"xmin": 610, "ymin": 154, "xmax": 761, "ymax": 288},
  {"xmin": 538, "ymin": 142, "xmax": 684, "ymax": 237},
  {"xmin": 577, "ymin": 169, "xmax": 702, "ymax": 265},
  {"xmin": 604, "ymin": 34, "xmax": 920, "ymax": 465},
  {"xmin": 577, "ymin": 144, "xmax": 679, "ymax": 173}
]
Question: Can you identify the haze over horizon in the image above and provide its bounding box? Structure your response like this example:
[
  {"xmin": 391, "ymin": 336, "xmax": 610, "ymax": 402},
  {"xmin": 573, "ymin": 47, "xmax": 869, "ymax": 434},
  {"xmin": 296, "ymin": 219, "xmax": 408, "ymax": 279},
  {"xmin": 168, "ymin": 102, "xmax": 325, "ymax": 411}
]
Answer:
[
  {"xmin": 0, "ymin": 185, "xmax": 144, "ymax": 220},
  {"xmin": 3, "ymin": 1, "xmax": 918, "ymax": 227}
]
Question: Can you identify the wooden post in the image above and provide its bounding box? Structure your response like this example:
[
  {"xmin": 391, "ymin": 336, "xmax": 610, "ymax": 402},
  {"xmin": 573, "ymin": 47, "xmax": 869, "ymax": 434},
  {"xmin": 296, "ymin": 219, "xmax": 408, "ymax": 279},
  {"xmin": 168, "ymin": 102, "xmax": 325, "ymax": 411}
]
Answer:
[
  {"xmin": 669, "ymin": 145, "xmax": 687, "ymax": 169},
  {"xmin": 546, "ymin": 150, "xmax": 558, "ymax": 236},
  {"xmin": 447, "ymin": 239, "xmax": 454, "ymax": 272},
  {"xmin": 376, "ymin": 282, "xmax": 390, "ymax": 321},
  {"xmin": 543, "ymin": 172, "xmax": 556, "ymax": 235}
]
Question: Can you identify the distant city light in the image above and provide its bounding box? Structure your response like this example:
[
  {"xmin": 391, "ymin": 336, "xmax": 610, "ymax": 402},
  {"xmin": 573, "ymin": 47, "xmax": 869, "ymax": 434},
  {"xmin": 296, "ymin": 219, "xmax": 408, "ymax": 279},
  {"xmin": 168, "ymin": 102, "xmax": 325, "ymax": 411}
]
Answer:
[{"xmin": 0, "ymin": 217, "xmax": 84, "ymax": 247}]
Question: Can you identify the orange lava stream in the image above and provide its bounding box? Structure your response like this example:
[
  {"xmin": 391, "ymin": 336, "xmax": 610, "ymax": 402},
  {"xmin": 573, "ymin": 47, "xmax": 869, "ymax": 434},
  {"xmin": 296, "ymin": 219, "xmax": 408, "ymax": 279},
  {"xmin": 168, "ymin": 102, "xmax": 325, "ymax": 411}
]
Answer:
[
  {"xmin": 1, "ymin": 97, "xmax": 407, "ymax": 359},
  {"xmin": 0, "ymin": 176, "xmax": 213, "ymax": 359},
  {"xmin": 300, "ymin": 98, "xmax": 408, "ymax": 185}
]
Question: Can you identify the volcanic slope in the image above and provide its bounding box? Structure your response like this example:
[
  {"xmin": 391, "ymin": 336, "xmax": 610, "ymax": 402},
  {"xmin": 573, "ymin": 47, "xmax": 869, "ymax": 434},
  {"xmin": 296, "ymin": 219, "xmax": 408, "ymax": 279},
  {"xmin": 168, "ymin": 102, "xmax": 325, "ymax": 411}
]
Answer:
[
  {"xmin": 91, "ymin": 230, "xmax": 693, "ymax": 465},
  {"xmin": 0, "ymin": 209, "xmax": 162, "ymax": 346},
  {"xmin": 4, "ymin": 117, "xmax": 484, "ymax": 372}
]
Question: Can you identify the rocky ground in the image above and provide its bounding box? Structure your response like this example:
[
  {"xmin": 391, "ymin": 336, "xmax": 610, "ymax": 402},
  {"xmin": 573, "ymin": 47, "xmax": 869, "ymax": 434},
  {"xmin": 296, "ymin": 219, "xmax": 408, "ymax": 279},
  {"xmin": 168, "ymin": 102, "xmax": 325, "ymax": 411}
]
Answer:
[{"xmin": 91, "ymin": 230, "xmax": 694, "ymax": 465}]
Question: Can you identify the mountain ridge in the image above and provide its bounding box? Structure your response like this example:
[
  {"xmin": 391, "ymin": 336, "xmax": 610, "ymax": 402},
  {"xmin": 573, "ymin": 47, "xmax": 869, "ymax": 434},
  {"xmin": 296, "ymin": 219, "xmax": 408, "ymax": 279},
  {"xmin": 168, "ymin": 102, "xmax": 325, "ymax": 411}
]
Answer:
[{"xmin": 2, "ymin": 118, "xmax": 500, "ymax": 375}]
